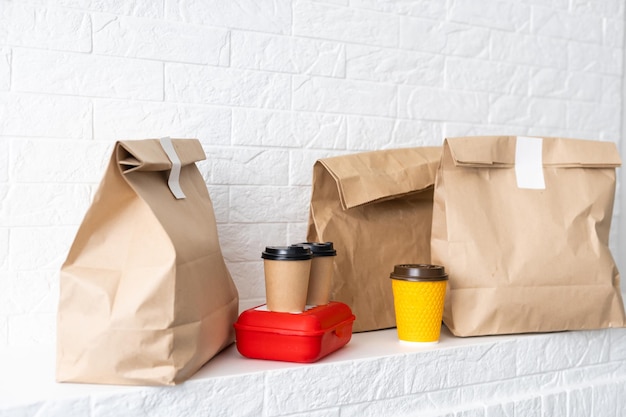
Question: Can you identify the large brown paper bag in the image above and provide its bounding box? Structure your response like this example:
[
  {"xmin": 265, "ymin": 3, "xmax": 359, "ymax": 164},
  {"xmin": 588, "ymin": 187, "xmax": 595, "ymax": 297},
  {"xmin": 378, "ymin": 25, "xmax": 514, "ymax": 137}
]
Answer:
[
  {"xmin": 57, "ymin": 138, "xmax": 239, "ymax": 385},
  {"xmin": 307, "ymin": 147, "xmax": 441, "ymax": 332},
  {"xmin": 431, "ymin": 136, "xmax": 626, "ymax": 336}
]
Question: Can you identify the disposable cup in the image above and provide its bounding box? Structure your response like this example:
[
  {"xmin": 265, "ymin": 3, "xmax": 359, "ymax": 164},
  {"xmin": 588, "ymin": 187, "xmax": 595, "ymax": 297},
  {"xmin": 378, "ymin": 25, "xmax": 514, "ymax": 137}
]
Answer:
[
  {"xmin": 296, "ymin": 242, "xmax": 337, "ymax": 306},
  {"xmin": 262, "ymin": 246, "xmax": 312, "ymax": 313},
  {"xmin": 390, "ymin": 264, "xmax": 448, "ymax": 343}
]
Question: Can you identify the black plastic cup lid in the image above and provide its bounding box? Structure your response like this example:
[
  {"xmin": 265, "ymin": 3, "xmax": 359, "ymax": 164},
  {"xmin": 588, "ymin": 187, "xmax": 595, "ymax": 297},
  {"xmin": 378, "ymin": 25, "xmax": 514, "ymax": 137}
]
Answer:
[
  {"xmin": 261, "ymin": 245, "xmax": 313, "ymax": 261},
  {"xmin": 294, "ymin": 242, "xmax": 337, "ymax": 257},
  {"xmin": 390, "ymin": 264, "xmax": 448, "ymax": 282}
]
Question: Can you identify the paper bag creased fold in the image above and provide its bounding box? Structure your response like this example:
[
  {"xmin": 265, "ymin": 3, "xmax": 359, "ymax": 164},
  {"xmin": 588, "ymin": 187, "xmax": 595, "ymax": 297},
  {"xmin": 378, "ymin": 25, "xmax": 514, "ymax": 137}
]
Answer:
[{"xmin": 57, "ymin": 138, "xmax": 239, "ymax": 386}]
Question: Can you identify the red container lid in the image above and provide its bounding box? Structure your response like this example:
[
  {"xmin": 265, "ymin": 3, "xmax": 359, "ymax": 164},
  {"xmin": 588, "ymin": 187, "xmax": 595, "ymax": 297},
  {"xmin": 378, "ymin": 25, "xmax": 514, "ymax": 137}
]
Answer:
[
  {"xmin": 234, "ymin": 302, "xmax": 355, "ymax": 363},
  {"xmin": 235, "ymin": 302, "xmax": 354, "ymax": 336}
]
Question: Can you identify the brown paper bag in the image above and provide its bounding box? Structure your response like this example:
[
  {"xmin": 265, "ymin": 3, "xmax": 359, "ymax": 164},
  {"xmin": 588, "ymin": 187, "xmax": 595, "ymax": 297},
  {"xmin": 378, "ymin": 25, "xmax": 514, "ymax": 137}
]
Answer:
[
  {"xmin": 431, "ymin": 136, "xmax": 626, "ymax": 336},
  {"xmin": 57, "ymin": 138, "xmax": 239, "ymax": 385},
  {"xmin": 307, "ymin": 147, "xmax": 441, "ymax": 332}
]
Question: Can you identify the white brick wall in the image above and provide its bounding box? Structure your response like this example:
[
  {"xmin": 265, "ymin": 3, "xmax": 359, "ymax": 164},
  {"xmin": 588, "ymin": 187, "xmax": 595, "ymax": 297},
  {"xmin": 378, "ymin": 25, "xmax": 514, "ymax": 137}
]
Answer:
[{"xmin": 0, "ymin": 0, "xmax": 625, "ymax": 413}]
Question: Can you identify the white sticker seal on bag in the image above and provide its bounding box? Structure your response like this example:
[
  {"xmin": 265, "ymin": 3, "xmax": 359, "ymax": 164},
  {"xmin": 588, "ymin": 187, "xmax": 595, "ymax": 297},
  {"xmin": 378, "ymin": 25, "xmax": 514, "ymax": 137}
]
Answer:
[
  {"xmin": 160, "ymin": 136, "xmax": 186, "ymax": 199},
  {"xmin": 515, "ymin": 136, "xmax": 545, "ymax": 190}
]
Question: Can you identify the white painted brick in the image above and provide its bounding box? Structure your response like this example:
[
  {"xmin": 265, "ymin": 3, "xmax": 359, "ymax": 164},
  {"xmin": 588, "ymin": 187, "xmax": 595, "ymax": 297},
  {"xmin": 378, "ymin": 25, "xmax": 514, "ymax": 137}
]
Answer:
[
  {"xmin": 449, "ymin": 0, "xmax": 530, "ymax": 32},
  {"xmin": 8, "ymin": 312, "xmax": 56, "ymax": 346},
  {"xmin": 227, "ymin": 261, "xmax": 265, "ymax": 299},
  {"xmin": 488, "ymin": 95, "xmax": 567, "ymax": 128},
  {"xmin": 609, "ymin": 328, "xmax": 626, "ymax": 360},
  {"xmin": 531, "ymin": 5, "xmax": 602, "ymax": 43},
  {"xmin": 592, "ymin": 382, "xmax": 619, "ymax": 416},
  {"xmin": 541, "ymin": 391, "xmax": 567, "ymax": 417},
  {"xmin": 218, "ymin": 223, "xmax": 288, "ymax": 263},
  {"xmin": 288, "ymin": 222, "xmax": 309, "ymax": 244},
  {"xmin": 350, "ymin": 0, "xmax": 446, "ymax": 19},
  {"xmin": 94, "ymin": 100, "xmax": 231, "ymax": 144},
  {"xmin": 400, "ymin": 18, "xmax": 490, "ymax": 58},
  {"xmin": 0, "ymin": 229, "xmax": 7, "ymax": 270},
  {"xmin": 567, "ymin": 101, "xmax": 620, "ymax": 132},
  {"xmin": 442, "ymin": 123, "xmax": 529, "ymax": 139},
  {"xmin": 293, "ymin": 76, "xmax": 397, "ymax": 117},
  {"xmin": 512, "ymin": 397, "xmax": 541, "ymax": 416},
  {"xmin": 10, "ymin": 139, "xmax": 111, "ymax": 184},
  {"xmin": 570, "ymin": 0, "xmax": 624, "ymax": 17},
  {"xmin": 9, "ymin": 226, "xmax": 76, "ymax": 271},
  {"xmin": 264, "ymin": 364, "xmax": 352, "ymax": 414},
  {"xmin": 347, "ymin": 45, "xmax": 444, "ymax": 86},
  {"xmin": 231, "ymin": 31, "xmax": 345, "ymax": 77},
  {"xmin": 0, "ymin": 184, "xmax": 91, "ymax": 227},
  {"xmin": 603, "ymin": 18, "xmax": 624, "ymax": 48},
  {"xmin": 26, "ymin": 0, "xmax": 162, "ymax": 18},
  {"xmin": 340, "ymin": 393, "xmax": 440, "ymax": 417},
  {"xmin": 347, "ymin": 116, "xmax": 441, "ymax": 150},
  {"xmin": 0, "ymin": 48, "xmax": 9, "ymax": 91},
  {"xmin": 0, "ymin": 93, "xmax": 92, "ymax": 139},
  {"xmin": 206, "ymin": 185, "xmax": 229, "ymax": 224},
  {"xmin": 0, "ymin": 271, "xmax": 57, "ymax": 315},
  {"xmin": 567, "ymin": 386, "xmax": 593, "ymax": 416},
  {"xmin": 349, "ymin": 357, "xmax": 405, "ymax": 403},
  {"xmin": 491, "ymin": 32, "xmax": 567, "ymax": 69},
  {"xmin": 232, "ymin": 109, "xmax": 347, "ymax": 150},
  {"xmin": 165, "ymin": 0, "xmax": 291, "ymax": 34},
  {"xmin": 405, "ymin": 342, "xmax": 517, "ymax": 393},
  {"xmin": 229, "ymin": 186, "xmax": 311, "ymax": 223},
  {"xmin": 197, "ymin": 147, "xmax": 289, "ymax": 186},
  {"xmin": 0, "ymin": 2, "xmax": 91, "ymax": 52},
  {"xmin": 601, "ymin": 75, "xmax": 622, "ymax": 105},
  {"xmin": 484, "ymin": 402, "xmax": 513, "ymax": 417},
  {"xmin": 562, "ymin": 362, "xmax": 626, "ymax": 388},
  {"xmin": 618, "ymin": 381, "xmax": 626, "ymax": 416},
  {"xmin": 0, "ymin": 316, "xmax": 6, "ymax": 346},
  {"xmin": 293, "ymin": 0, "xmax": 398, "ymax": 47},
  {"xmin": 288, "ymin": 409, "xmax": 340, "ymax": 417},
  {"xmin": 0, "ymin": 139, "xmax": 7, "ymax": 183},
  {"xmin": 165, "ymin": 63, "xmax": 290, "ymax": 110},
  {"xmin": 289, "ymin": 149, "xmax": 347, "ymax": 186},
  {"xmin": 399, "ymin": 86, "xmax": 488, "ymax": 123},
  {"xmin": 445, "ymin": 58, "xmax": 529, "ymax": 95},
  {"xmin": 93, "ymin": 14, "xmax": 230, "ymax": 65},
  {"xmin": 529, "ymin": 68, "xmax": 602, "ymax": 102},
  {"xmin": 12, "ymin": 49, "xmax": 162, "ymax": 100},
  {"xmin": 524, "ymin": 0, "xmax": 568, "ymax": 9},
  {"xmin": 516, "ymin": 331, "xmax": 610, "ymax": 375},
  {"xmin": 568, "ymin": 42, "xmax": 622, "ymax": 75}
]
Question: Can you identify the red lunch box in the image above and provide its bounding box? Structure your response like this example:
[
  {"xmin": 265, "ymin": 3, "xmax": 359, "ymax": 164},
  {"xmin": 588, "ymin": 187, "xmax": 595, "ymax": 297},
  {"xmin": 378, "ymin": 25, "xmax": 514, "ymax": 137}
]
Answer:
[{"xmin": 234, "ymin": 301, "xmax": 355, "ymax": 363}]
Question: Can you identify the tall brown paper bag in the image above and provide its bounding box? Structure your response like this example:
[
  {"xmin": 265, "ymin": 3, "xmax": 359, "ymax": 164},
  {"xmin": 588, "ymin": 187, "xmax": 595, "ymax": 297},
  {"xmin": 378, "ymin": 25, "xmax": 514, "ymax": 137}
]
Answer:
[
  {"xmin": 431, "ymin": 136, "xmax": 626, "ymax": 336},
  {"xmin": 307, "ymin": 147, "xmax": 441, "ymax": 332},
  {"xmin": 57, "ymin": 138, "xmax": 239, "ymax": 385}
]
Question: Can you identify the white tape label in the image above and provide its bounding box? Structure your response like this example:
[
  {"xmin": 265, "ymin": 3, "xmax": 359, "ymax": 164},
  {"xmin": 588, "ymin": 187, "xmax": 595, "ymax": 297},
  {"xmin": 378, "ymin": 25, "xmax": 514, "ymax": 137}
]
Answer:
[
  {"xmin": 160, "ymin": 137, "xmax": 186, "ymax": 199},
  {"xmin": 515, "ymin": 136, "xmax": 545, "ymax": 190}
]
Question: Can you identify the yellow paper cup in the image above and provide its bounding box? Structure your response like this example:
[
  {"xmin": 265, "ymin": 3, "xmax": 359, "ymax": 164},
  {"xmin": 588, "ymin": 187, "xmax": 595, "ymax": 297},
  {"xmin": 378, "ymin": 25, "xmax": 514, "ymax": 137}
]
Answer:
[{"xmin": 390, "ymin": 264, "xmax": 448, "ymax": 343}]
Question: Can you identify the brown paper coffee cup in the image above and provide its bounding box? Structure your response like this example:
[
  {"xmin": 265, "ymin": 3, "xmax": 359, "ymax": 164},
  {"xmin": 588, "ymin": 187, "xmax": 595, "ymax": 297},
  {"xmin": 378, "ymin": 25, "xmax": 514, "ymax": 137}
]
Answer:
[
  {"xmin": 262, "ymin": 246, "xmax": 312, "ymax": 313},
  {"xmin": 295, "ymin": 242, "xmax": 337, "ymax": 306}
]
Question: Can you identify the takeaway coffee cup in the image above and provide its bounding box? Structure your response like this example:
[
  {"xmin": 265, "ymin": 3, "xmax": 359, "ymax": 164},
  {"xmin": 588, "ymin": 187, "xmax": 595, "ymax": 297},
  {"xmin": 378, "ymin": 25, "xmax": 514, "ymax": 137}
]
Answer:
[
  {"xmin": 262, "ymin": 245, "xmax": 313, "ymax": 313},
  {"xmin": 390, "ymin": 264, "xmax": 448, "ymax": 343},
  {"xmin": 296, "ymin": 242, "xmax": 337, "ymax": 306}
]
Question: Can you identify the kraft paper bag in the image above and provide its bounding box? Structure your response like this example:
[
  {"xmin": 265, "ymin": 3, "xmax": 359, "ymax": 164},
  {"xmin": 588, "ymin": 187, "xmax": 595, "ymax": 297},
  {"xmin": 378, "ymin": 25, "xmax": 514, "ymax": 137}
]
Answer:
[
  {"xmin": 431, "ymin": 136, "xmax": 626, "ymax": 336},
  {"xmin": 57, "ymin": 138, "xmax": 239, "ymax": 385},
  {"xmin": 307, "ymin": 147, "xmax": 441, "ymax": 332}
]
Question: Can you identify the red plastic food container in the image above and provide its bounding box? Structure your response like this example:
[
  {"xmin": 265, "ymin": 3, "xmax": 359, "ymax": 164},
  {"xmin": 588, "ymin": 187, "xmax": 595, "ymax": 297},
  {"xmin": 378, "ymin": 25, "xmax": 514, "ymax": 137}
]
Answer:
[{"xmin": 234, "ymin": 302, "xmax": 355, "ymax": 363}]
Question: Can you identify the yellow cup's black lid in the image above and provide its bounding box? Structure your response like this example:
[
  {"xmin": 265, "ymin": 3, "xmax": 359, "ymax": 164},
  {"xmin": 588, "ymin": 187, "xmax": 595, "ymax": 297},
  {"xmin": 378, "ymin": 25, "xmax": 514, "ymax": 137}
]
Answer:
[{"xmin": 390, "ymin": 264, "xmax": 448, "ymax": 282}]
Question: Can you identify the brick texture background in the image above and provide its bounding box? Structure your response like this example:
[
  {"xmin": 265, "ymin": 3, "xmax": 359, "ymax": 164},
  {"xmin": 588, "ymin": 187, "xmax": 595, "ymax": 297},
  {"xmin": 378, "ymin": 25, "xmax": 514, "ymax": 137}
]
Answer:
[{"xmin": 0, "ymin": 0, "xmax": 624, "ymax": 350}]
